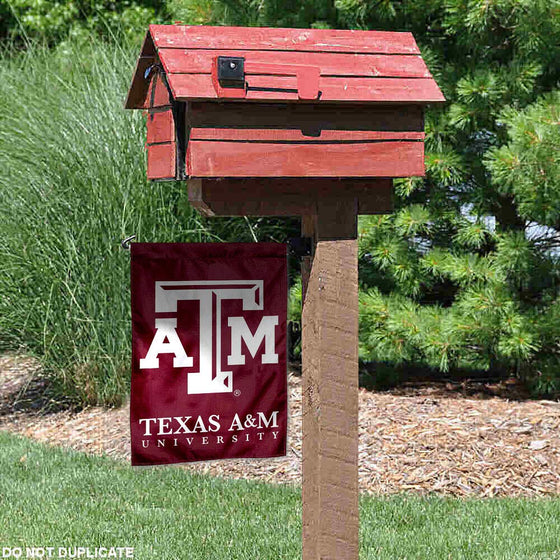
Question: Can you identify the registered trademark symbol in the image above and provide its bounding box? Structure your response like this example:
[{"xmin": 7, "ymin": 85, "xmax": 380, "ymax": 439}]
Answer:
[{"xmin": 234, "ymin": 389, "xmax": 241, "ymax": 397}]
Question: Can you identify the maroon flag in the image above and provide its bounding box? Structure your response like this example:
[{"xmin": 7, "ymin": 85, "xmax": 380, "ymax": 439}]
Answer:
[{"xmin": 130, "ymin": 243, "xmax": 287, "ymax": 466}]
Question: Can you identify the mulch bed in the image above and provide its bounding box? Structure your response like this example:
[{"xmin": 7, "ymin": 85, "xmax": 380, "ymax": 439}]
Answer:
[{"xmin": 1, "ymin": 353, "xmax": 560, "ymax": 497}]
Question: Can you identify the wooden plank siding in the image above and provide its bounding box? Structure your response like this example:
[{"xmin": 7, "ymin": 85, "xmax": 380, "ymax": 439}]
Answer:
[
  {"xmin": 143, "ymin": 72, "xmax": 172, "ymax": 109},
  {"xmin": 167, "ymin": 74, "xmax": 444, "ymax": 104},
  {"xmin": 146, "ymin": 110, "xmax": 175, "ymax": 144},
  {"xmin": 124, "ymin": 32, "xmax": 157, "ymax": 110},
  {"xmin": 189, "ymin": 129, "xmax": 424, "ymax": 141},
  {"xmin": 186, "ymin": 140, "xmax": 424, "ymax": 178},
  {"xmin": 185, "ymin": 102, "xmax": 424, "ymax": 179},
  {"xmin": 147, "ymin": 141, "xmax": 176, "ymax": 180},
  {"xmin": 158, "ymin": 49, "xmax": 432, "ymax": 77},
  {"xmin": 146, "ymin": 108, "xmax": 176, "ymax": 180},
  {"xmin": 150, "ymin": 25, "xmax": 442, "ymax": 105},
  {"xmin": 187, "ymin": 102, "xmax": 424, "ymax": 132},
  {"xmin": 148, "ymin": 25, "xmax": 421, "ymax": 55}
]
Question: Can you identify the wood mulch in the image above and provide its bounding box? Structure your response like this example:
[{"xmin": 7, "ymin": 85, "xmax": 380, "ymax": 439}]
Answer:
[{"xmin": 1, "ymin": 353, "xmax": 560, "ymax": 497}]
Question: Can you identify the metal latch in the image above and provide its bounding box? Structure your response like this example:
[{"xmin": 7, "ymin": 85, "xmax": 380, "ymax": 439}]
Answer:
[
  {"xmin": 213, "ymin": 56, "xmax": 320, "ymax": 100},
  {"xmin": 217, "ymin": 56, "xmax": 245, "ymax": 88}
]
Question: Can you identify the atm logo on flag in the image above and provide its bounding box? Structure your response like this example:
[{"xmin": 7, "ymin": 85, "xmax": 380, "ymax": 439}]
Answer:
[
  {"xmin": 130, "ymin": 242, "xmax": 287, "ymax": 466},
  {"xmin": 138, "ymin": 280, "xmax": 279, "ymax": 394}
]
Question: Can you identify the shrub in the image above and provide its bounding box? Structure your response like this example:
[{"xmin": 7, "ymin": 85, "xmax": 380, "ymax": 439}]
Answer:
[{"xmin": 0, "ymin": 39, "xmax": 296, "ymax": 406}]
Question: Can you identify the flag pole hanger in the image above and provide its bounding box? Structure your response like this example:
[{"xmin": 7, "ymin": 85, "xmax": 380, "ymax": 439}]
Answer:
[{"xmin": 121, "ymin": 234, "xmax": 137, "ymax": 251}]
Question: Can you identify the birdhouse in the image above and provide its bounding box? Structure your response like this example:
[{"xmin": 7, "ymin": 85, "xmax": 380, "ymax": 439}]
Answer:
[{"xmin": 126, "ymin": 25, "xmax": 443, "ymax": 217}]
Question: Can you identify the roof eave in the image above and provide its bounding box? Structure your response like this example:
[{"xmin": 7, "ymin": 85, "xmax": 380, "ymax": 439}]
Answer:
[{"xmin": 124, "ymin": 31, "xmax": 157, "ymax": 110}]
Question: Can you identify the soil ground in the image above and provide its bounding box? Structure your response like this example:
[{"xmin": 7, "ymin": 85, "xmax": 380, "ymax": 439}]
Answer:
[{"xmin": 1, "ymin": 353, "xmax": 560, "ymax": 497}]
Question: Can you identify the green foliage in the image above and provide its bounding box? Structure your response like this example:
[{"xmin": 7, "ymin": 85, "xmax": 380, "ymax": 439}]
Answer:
[
  {"xmin": 358, "ymin": 201, "xmax": 557, "ymax": 382},
  {"xmin": 166, "ymin": 0, "xmax": 259, "ymax": 26},
  {"xmin": 345, "ymin": 0, "xmax": 559, "ymax": 396},
  {"xmin": 485, "ymin": 92, "xmax": 560, "ymax": 228},
  {"xmin": 0, "ymin": 39, "xmax": 297, "ymax": 406},
  {"xmin": 165, "ymin": 0, "xmax": 338, "ymax": 28},
  {"xmin": 288, "ymin": 276, "xmax": 302, "ymax": 323},
  {"xmin": 357, "ymin": 66, "xmax": 560, "ymax": 394},
  {"xmin": 0, "ymin": 41, "xmax": 180, "ymax": 405},
  {"xmin": 287, "ymin": 276, "xmax": 302, "ymax": 359},
  {"xmin": 1, "ymin": 1, "xmax": 163, "ymax": 46}
]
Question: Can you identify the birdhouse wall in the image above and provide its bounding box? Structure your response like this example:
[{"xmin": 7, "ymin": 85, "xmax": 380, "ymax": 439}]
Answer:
[
  {"xmin": 144, "ymin": 73, "xmax": 177, "ymax": 180},
  {"xmin": 184, "ymin": 102, "xmax": 425, "ymax": 178},
  {"xmin": 146, "ymin": 110, "xmax": 176, "ymax": 180}
]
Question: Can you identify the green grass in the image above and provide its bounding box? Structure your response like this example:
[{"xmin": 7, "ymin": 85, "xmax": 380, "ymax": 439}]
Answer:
[
  {"xmin": 0, "ymin": 39, "xmax": 297, "ymax": 407},
  {"xmin": 1, "ymin": 431, "xmax": 560, "ymax": 559},
  {"xmin": 0, "ymin": 431, "xmax": 300, "ymax": 560}
]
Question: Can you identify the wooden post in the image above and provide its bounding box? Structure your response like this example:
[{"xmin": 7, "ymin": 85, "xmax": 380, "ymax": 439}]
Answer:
[{"xmin": 302, "ymin": 196, "xmax": 359, "ymax": 560}]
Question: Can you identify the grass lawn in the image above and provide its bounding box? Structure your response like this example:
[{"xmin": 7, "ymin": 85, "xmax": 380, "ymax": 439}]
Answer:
[{"xmin": 1, "ymin": 431, "xmax": 559, "ymax": 559}]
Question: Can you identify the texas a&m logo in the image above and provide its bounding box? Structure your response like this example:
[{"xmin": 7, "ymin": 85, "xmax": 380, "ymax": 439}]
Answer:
[{"xmin": 138, "ymin": 280, "xmax": 279, "ymax": 394}]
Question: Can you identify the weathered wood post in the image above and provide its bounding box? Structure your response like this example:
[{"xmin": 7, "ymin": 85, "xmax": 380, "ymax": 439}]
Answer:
[
  {"xmin": 302, "ymin": 199, "xmax": 359, "ymax": 559},
  {"xmin": 125, "ymin": 24, "xmax": 444, "ymax": 559}
]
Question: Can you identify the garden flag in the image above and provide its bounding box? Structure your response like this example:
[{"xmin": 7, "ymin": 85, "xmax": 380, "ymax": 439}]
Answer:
[{"xmin": 130, "ymin": 243, "xmax": 288, "ymax": 466}]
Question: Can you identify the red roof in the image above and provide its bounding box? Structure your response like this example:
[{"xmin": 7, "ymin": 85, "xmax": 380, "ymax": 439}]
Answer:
[{"xmin": 125, "ymin": 24, "xmax": 445, "ymax": 109}]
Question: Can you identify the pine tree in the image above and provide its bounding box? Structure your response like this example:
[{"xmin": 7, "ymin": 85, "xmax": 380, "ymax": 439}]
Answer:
[{"xmin": 167, "ymin": 0, "xmax": 560, "ymax": 395}]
